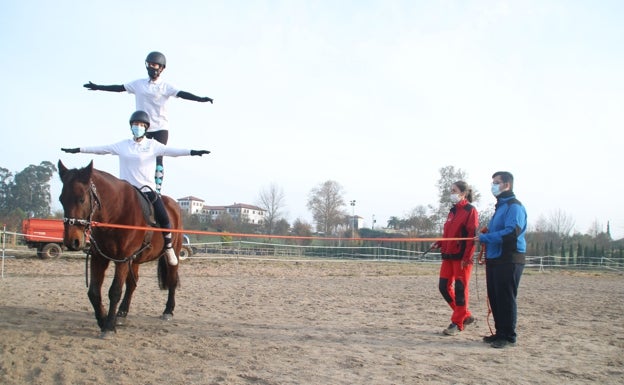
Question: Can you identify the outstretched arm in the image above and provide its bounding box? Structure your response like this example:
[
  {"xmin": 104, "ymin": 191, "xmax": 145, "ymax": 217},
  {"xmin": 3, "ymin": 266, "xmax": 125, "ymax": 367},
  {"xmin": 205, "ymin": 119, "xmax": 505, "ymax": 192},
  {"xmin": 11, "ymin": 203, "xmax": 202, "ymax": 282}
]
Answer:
[
  {"xmin": 177, "ymin": 90, "xmax": 213, "ymax": 103},
  {"xmin": 83, "ymin": 82, "xmax": 126, "ymax": 92}
]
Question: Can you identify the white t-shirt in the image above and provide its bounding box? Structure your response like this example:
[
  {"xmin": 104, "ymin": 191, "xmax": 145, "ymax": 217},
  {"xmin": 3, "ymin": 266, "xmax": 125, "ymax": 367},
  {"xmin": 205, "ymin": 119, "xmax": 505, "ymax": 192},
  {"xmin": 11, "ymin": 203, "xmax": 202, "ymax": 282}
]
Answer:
[
  {"xmin": 81, "ymin": 138, "xmax": 190, "ymax": 191},
  {"xmin": 124, "ymin": 78, "xmax": 180, "ymax": 132}
]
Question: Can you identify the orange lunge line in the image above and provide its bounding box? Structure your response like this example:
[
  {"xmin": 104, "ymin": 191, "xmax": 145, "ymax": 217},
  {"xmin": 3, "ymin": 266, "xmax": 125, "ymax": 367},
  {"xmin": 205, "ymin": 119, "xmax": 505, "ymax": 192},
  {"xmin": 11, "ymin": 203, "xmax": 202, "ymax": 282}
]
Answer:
[{"xmin": 89, "ymin": 221, "xmax": 473, "ymax": 243}]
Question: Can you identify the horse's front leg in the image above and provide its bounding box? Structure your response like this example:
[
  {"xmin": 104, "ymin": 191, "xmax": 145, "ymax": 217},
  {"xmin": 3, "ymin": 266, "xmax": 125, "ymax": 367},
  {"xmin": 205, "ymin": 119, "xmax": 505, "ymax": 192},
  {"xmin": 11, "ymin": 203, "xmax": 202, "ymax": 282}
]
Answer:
[
  {"xmin": 117, "ymin": 262, "xmax": 140, "ymax": 325},
  {"xmin": 101, "ymin": 263, "xmax": 129, "ymax": 338},
  {"xmin": 87, "ymin": 255, "xmax": 109, "ymax": 330}
]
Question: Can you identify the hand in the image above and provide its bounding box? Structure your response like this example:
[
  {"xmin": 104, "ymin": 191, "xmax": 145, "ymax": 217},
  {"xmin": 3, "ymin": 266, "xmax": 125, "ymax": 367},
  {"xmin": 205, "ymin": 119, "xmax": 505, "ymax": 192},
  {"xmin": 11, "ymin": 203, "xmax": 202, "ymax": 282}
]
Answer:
[
  {"xmin": 83, "ymin": 81, "xmax": 98, "ymax": 90},
  {"xmin": 200, "ymin": 97, "xmax": 213, "ymax": 104},
  {"xmin": 61, "ymin": 148, "xmax": 80, "ymax": 154},
  {"xmin": 190, "ymin": 150, "xmax": 210, "ymax": 156},
  {"xmin": 430, "ymin": 242, "xmax": 440, "ymax": 249}
]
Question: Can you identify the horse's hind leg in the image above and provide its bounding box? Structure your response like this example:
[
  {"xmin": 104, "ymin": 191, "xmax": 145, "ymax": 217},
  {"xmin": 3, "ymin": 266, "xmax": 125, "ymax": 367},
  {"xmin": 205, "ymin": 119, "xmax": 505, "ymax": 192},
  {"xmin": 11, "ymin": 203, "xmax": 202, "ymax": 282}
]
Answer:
[
  {"xmin": 87, "ymin": 255, "xmax": 109, "ymax": 331},
  {"xmin": 117, "ymin": 263, "xmax": 140, "ymax": 325},
  {"xmin": 159, "ymin": 257, "xmax": 179, "ymax": 320}
]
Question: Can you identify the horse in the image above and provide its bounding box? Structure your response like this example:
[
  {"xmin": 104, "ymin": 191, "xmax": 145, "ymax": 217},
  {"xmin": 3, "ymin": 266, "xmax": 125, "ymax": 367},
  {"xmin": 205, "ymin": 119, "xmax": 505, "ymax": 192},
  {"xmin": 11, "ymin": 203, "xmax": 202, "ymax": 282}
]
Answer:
[{"xmin": 58, "ymin": 160, "xmax": 182, "ymax": 338}]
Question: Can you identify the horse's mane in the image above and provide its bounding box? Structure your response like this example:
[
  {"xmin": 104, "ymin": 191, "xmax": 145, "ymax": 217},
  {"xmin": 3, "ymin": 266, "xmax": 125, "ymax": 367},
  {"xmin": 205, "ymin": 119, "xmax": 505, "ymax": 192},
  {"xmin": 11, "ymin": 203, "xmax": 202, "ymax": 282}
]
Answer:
[{"xmin": 93, "ymin": 168, "xmax": 119, "ymax": 182}]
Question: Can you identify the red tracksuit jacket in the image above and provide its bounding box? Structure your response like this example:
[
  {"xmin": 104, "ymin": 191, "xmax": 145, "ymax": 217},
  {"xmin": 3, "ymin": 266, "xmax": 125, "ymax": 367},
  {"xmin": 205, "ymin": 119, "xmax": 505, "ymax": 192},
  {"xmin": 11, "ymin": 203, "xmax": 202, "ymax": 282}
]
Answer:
[{"xmin": 440, "ymin": 200, "xmax": 478, "ymax": 262}]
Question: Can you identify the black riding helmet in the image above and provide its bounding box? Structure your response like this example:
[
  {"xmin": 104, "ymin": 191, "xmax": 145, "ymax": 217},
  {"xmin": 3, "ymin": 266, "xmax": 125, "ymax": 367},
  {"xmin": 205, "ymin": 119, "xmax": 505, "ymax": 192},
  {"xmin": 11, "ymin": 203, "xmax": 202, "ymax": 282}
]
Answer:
[
  {"xmin": 145, "ymin": 51, "xmax": 166, "ymax": 79},
  {"xmin": 129, "ymin": 110, "xmax": 150, "ymax": 129}
]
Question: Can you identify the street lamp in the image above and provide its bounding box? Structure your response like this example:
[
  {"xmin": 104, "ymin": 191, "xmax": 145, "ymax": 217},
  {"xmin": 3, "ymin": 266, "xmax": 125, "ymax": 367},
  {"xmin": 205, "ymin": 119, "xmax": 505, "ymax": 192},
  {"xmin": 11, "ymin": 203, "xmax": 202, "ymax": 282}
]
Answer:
[{"xmin": 350, "ymin": 200, "xmax": 356, "ymax": 238}]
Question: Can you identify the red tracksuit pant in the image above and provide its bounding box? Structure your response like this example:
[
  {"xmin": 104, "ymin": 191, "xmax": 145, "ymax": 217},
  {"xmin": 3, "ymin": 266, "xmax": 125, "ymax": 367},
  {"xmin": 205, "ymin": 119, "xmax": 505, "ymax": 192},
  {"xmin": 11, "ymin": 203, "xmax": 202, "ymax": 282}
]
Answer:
[{"xmin": 439, "ymin": 259, "xmax": 473, "ymax": 330}]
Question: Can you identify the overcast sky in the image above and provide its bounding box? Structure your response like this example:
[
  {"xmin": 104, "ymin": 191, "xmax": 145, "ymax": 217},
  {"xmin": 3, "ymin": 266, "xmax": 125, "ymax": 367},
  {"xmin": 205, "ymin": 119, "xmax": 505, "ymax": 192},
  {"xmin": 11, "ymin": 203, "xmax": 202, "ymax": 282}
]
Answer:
[{"xmin": 1, "ymin": 0, "xmax": 622, "ymax": 238}]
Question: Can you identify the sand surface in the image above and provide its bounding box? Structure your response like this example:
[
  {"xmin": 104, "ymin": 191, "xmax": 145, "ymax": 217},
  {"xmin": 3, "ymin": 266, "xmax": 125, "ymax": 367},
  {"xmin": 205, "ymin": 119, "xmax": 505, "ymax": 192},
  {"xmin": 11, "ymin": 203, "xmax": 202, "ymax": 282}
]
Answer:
[{"xmin": 1, "ymin": 253, "xmax": 623, "ymax": 385}]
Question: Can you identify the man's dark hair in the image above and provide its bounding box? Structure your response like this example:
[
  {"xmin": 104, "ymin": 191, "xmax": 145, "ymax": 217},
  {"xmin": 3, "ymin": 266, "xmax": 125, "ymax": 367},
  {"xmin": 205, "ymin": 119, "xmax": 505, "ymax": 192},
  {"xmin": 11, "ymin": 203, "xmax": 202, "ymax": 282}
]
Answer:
[{"xmin": 492, "ymin": 171, "xmax": 514, "ymax": 189}]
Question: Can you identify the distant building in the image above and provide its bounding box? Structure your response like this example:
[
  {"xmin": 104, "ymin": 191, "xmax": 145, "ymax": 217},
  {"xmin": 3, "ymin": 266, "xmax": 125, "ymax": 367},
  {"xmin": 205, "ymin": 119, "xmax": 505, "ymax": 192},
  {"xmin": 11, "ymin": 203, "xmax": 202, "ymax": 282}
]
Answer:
[
  {"xmin": 224, "ymin": 203, "xmax": 265, "ymax": 225},
  {"xmin": 350, "ymin": 215, "xmax": 364, "ymax": 229},
  {"xmin": 177, "ymin": 197, "xmax": 266, "ymax": 225},
  {"xmin": 177, "ymin": 196, "xmax": 205, "ymax": 214}
]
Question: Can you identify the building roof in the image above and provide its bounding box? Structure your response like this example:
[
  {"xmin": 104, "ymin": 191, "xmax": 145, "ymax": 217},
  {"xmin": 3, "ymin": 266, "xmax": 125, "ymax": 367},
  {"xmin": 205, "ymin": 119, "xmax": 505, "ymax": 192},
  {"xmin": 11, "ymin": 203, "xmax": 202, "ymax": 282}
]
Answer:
[
  {"xmin": 177, "ymin": 196, "xmax": 205, "ymax": 202},
  {"xmin": 226, "ymin": 203, "xmax": 264, "ymax": 211}
]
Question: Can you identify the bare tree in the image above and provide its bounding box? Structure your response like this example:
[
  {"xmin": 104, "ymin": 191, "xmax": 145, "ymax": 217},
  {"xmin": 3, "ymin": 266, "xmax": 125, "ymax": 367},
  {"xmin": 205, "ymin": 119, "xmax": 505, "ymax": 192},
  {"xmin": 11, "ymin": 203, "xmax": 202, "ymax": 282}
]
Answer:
[
  {"xmin": 404, "ymin": 205, "xmax": 436, "ymax": 235},
  {"xmin": 547, "ymin": 209, "xmax": 575, "ymax": 237},
  {"xmin": 257, "ymin": 182, "xmax": 286, "ymax": 235},
  {"xmin": 306, "ymin": 180, "xmax": 347, "ymax": 235},
  {"xmin": 292, "ymin": 218, "xmax": 313, "ymax": 245},
  {"xmin": 532, "ymin": 214, "xmax": 550, "ymax": 233},
  {"xmin": 587, "ymin": 219, "xmax": 603, "ymax": 237},
  {"xmin": 434, "ymin": 166, "xmax": 480, "ymax": 231}
]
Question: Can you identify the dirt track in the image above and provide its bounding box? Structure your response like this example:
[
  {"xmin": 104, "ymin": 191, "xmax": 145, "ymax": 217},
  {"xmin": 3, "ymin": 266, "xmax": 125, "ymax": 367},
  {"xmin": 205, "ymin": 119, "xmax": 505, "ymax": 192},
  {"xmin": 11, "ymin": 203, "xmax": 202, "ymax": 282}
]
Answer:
[{"xmin": 1, "ymin": 256, "xmax": 623, "ymax": 384}]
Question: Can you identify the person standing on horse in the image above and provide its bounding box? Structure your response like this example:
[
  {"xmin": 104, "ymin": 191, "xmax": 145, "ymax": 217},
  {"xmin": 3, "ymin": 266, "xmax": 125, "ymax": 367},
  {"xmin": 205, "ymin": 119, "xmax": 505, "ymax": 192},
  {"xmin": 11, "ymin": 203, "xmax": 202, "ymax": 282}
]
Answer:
[
  {"xmin": 83, "ymin": 51, "xmax": 213, "ymax": 193},
  {"xmin": 61, "ymin": 110, "xmax": 210, "ymax": 266}
]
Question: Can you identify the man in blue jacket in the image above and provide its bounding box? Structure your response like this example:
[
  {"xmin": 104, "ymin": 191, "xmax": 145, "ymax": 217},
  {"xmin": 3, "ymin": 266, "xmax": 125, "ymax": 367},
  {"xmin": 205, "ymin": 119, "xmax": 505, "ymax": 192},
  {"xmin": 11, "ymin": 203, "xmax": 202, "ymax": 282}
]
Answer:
[{"xmin": 477, "ymin": 171, "xmax": 527, "ymax": 348}]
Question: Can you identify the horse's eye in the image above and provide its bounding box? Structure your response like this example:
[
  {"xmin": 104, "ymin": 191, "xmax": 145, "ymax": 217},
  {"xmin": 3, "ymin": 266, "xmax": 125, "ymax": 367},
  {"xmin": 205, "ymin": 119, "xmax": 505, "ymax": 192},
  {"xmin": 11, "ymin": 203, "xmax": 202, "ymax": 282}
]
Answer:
[{"xmin": 78, "ymin": 197, "xmax": 85, "ymax": 204}]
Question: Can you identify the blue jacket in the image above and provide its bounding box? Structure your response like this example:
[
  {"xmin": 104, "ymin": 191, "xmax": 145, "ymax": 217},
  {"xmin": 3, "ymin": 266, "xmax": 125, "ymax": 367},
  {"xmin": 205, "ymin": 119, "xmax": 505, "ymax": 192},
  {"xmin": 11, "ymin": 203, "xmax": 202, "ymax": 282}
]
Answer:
[{"xmin": 479, "ymin": 191, "xmax": 527, "ymax": 262}]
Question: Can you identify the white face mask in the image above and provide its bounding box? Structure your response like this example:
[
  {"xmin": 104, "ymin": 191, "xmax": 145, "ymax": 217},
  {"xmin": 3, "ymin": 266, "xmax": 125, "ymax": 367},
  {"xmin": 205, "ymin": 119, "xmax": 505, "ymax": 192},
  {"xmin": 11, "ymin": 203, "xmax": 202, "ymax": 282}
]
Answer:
[
  {"xmin": 131, "ymin": 124, "xmax": 146, "ymax": 138},
  {"xmin": 450, "ymin": 193, "xmax": 462, "ymax": 204},
  {"xmin": 491, "ymin": 183, "xmax": 502, "ymax": 197}
]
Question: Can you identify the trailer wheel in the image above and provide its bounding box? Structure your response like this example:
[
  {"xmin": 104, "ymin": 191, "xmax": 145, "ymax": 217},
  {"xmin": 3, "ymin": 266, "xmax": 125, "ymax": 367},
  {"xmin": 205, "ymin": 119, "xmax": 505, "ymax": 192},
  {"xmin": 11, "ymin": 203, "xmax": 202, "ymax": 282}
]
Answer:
[
  {"xmin": 38, "ymin": 243, "xmax": 63, "ymax": 259},
  {"xmin": 179, "ymin": 246, "xmax": 192, "ymax": 261}
]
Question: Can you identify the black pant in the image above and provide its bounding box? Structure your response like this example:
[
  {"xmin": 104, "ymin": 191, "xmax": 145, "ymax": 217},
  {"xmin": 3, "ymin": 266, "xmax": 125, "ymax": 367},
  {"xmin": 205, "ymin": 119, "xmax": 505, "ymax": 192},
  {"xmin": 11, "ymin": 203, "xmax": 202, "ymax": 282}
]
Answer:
[
  {"xmin": 146, "ymin": 130, "xmax": 169, "ymax": 168},
  {"xmin": 144, "ymin": 191, "xmax": 171, "ymax": 231},
  {"xmin": 486, "ymin": 262, "xmax": 524, "ymax": 342}
]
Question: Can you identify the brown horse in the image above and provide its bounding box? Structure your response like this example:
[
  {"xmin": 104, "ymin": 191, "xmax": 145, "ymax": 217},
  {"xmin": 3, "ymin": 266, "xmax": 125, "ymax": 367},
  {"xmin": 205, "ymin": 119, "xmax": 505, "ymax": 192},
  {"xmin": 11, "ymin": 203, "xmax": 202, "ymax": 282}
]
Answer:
[{"xmin": 58, "ymin": 160, "xmax": 182, "ymax": 338}]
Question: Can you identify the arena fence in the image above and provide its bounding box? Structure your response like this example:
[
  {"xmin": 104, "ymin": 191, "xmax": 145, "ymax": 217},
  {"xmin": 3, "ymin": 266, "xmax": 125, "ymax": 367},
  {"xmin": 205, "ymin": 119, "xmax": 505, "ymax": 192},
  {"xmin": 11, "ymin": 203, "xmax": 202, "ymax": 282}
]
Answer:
[
  {"xmin": 184, "ymin": 240, "xmax": 624, "ymax": 272},
  {"xmin": 2, "ymin": 227, "xmax": 623, "ymax": 278}
]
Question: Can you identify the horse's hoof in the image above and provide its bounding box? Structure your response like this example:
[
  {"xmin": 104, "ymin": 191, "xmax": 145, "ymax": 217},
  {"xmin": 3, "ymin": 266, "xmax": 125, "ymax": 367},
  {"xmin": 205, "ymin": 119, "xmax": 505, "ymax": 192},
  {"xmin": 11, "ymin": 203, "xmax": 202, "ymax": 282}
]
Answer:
[
  {"xmin": 116, "ymin": 317, "xmax": 126, "ymax": 326},
  {"xmin": 161, "ymin": 313, "xmax": 173, "ymax": 321},
  {"xmin": 99, "ymin": 330, "xmax": 115, "ymax": 339}
]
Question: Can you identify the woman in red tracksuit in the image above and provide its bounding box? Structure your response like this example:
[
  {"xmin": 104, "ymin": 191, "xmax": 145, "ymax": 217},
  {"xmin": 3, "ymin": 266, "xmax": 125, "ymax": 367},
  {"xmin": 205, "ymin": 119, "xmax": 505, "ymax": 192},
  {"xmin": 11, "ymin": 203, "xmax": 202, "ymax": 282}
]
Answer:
[{"xmin": 433, "ymin": 180, "xmax": 479, "ymax": 336}]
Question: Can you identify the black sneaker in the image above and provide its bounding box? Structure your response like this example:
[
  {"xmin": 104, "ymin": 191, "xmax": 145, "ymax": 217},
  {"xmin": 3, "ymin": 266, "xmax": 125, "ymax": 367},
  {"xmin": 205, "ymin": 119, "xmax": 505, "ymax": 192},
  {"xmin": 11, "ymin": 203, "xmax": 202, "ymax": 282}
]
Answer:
[
  {"xmin": 482, "ymin": 334, "xmax": 498, "ymax": 343},
  {"xmin": 443, "ymin": 323, "xmax": 460, "ymax": 336},
  {"xmin": 491, "ymin": 339, "xmax": 516, "ymax": 349},
  {"xmin": 464, "ymin": 315, "xmax": 476, "ymax": 327}
]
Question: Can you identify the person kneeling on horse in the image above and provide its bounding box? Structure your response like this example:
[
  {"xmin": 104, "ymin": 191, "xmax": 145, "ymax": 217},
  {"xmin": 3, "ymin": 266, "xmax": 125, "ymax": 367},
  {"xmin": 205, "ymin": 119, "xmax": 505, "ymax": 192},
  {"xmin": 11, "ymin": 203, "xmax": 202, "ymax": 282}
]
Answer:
[{"xmin": 61, "ymin": 110, "xmax": 210, "ymax": 266}]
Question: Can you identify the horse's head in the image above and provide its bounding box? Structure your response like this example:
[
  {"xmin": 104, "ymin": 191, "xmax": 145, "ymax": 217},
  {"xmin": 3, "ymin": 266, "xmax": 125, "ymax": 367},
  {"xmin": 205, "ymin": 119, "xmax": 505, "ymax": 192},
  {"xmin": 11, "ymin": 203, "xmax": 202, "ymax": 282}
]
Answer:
[{"xmin": 58, "ymin": 160, "xmax": 97, "ymax": 251}]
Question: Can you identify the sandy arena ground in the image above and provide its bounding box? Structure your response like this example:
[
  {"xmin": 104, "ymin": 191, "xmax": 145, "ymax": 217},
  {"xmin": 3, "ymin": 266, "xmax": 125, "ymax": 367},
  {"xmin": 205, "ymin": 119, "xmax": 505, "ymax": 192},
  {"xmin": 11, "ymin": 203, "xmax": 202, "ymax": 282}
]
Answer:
[{"xmin": 0, "ymin": 252, "xmax": 623, "ymax": 385}]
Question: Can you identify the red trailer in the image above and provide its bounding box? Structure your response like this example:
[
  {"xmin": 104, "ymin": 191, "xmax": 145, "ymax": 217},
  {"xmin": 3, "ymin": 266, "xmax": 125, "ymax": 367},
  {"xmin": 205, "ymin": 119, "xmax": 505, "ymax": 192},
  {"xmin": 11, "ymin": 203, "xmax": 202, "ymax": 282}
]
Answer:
[{"xmin": 21, "ymin": 218, "xmax": 65, "ymax": 259}]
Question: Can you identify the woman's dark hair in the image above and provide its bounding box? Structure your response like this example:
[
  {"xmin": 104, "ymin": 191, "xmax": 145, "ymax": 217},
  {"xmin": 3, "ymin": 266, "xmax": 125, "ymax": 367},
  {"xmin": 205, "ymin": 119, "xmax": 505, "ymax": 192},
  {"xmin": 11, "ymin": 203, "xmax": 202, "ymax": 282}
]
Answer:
[{"xmin": 453, "ymin": 180, "xmax": 473, "ymax": 202}]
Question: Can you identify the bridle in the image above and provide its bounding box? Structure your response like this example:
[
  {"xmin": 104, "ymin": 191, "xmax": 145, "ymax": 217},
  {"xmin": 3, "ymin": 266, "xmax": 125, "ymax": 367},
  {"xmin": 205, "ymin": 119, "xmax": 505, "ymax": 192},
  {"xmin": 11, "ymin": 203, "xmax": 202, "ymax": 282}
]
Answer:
[
  {"xmin": 63, "ymin": 180, "xmax": 101, "ymax": 242},
  {"xmin": 64, "ymin": 179, "xmax": 153, "ymax": 263}
]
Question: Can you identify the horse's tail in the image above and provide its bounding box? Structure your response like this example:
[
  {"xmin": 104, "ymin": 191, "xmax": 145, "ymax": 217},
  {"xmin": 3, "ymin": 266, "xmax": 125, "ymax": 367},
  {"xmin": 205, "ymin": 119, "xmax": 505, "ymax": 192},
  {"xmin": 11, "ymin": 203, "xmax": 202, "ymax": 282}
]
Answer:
[{"xmin": 157, "ymin": 255, "xmax": 180, "ymax": 290}]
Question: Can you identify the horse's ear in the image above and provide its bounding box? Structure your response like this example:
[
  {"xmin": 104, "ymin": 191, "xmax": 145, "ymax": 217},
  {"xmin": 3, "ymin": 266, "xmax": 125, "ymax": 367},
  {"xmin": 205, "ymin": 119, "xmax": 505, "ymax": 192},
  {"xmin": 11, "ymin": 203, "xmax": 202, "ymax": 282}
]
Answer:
[
  {"xmin": 58, "ymin": 160, "xmax": 69, "ymax": 181},
  {"xmin": 76, "ymin": 160, "xmax": 94, "ymax": 184}
]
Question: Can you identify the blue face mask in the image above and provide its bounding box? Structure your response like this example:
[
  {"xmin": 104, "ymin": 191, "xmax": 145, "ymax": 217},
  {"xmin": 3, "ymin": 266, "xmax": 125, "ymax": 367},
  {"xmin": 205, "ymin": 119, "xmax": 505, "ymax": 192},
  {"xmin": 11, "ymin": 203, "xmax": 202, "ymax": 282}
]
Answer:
[
  {"xmin": 491, "ymin": 183, "xmax": 502, "ymax": 197},
  {"xmin": 131, "ymin": 124, "xmax": 146, "ymax": 139}
]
